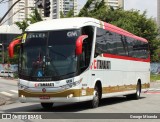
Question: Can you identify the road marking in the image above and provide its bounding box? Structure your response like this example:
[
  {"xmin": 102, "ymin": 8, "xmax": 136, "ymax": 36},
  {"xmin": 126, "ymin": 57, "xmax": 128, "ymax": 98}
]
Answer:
[
  {"xmin": 10, "ymin": 90, "xmax": 18, "ymax": 93},
  {"xmin": 148, "ymin": 88, "xmax": 160, "ymax": 91},
  {"xmin": 145, "ymin": 92, "xmax": 160, "ymax": 94},
  {"xmin": 0, "ymin": 92, "xmax": 14, "ymax": 96}
]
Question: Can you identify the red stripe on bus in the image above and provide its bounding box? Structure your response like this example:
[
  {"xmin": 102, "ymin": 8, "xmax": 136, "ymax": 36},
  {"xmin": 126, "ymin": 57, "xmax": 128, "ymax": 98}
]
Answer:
[
  {"xmin": 103, "ymin": 22, "xmax": 148, "ymax": 43},
  {"xmin": 103, "ymin": 53, "xmax": 150, "ymax": 62}
]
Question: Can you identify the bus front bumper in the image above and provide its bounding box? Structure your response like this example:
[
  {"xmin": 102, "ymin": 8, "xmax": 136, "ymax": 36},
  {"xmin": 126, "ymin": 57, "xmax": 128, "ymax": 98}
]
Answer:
[
  {"xmin": 19, "ymin": 96, "xmax": 80, "ymax": 103},
  {"xmin": 18, "ymin": 89, "xmax": 81, "ymax": 103}
]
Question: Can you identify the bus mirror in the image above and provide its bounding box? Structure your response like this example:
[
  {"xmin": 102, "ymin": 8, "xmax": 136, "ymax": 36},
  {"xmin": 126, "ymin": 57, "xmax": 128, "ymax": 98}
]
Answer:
[
  {"xmin": 8, "ymin": 39, "xmax": 21, "ymax": 58},
  {"xmin": 75, "ymin": 35, "xmax": 88, "ymax": 55}
]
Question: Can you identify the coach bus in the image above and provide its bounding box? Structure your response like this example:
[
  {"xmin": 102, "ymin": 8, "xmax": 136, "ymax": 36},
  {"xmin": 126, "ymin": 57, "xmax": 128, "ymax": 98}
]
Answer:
[{"xmin": 8, "ymin": 17, "xmax": 150, "ymax": 109}]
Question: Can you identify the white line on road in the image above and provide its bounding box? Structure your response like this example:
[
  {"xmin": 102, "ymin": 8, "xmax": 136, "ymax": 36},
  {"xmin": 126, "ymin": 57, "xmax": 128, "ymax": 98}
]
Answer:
[
  {"xmin": 10, "ymin": 90, "xmax": 18, "ymax": 93},
  {"xmin": 148, "ymin": 88, "xmax": 160, "ymax": 91},
  {"xmin": 0, "ymin": 92, "xmax": 14, "ymax": 96}
]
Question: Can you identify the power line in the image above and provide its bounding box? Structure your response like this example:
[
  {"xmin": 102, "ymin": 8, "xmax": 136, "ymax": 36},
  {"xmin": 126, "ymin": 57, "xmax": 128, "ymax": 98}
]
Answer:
[
  {"xmin": 0, "ymin": 0, "xmax": 12, "ymax": 4},
  {"xmin": 0, "ymin": 0, "xmax": 21, "ymax": 24},
  {"xmin": 0, "ymin": 7, "xmax": 34, "ymax": 25}
]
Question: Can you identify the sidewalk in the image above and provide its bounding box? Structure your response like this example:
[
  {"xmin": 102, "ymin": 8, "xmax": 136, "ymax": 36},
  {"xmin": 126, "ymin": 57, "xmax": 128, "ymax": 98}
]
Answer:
[{"xmin": 150, "ymin": 80, "xmax": 160, "ymax": 88}]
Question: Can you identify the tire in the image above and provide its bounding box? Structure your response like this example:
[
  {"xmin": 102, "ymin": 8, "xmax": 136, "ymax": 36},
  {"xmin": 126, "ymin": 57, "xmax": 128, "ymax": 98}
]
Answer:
[
  {"xmin": 134, "ymin": 82, "xmax": 141, "ymax": 99},
  {"xmin": 91, "ymin": 85, "xmax": 100, "ymax": 108},
  {"xmin": 126, "ymin": 82, "xmax": 141, "ymax": 100},
  {"xmin": 41, "ymin": 103, "xmax": 54, "ymax": 109}
]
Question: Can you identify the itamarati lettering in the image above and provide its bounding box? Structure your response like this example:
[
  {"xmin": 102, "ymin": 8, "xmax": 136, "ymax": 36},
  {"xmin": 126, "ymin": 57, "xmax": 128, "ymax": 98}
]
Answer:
[
  {"xmin": 97, "ymin": 60, "xmax": 111, "ymax": 69},
  {"xmin": 36, "ymin": 83, "xmax": 54, "ymax": 87}
]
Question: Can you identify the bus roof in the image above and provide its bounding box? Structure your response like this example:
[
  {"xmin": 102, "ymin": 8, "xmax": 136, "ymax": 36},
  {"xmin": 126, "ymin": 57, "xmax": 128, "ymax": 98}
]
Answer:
[
  {"xmin": 26, "ymin": 17, "xmax": 100, "ymax": 31},
  {"xmin": 26, "ymin": 17, "xmax": 148, "ymax": 43}
]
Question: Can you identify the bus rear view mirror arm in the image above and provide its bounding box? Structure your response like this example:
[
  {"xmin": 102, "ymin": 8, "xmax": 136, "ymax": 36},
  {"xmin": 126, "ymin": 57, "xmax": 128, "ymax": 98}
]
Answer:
[
  {"xmin": 8, "ymin": 39, "xmax": 21, "ymax": 58},
  {"xmin": 75, "ymin": 35, "xmax": 88, "ymax": 55}
]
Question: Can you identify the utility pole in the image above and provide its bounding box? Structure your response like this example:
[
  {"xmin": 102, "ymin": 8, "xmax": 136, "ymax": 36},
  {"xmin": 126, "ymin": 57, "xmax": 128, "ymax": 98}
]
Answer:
[{"xmin": 0, "ymin": 0, "xmax": 21, "ymax": 24}]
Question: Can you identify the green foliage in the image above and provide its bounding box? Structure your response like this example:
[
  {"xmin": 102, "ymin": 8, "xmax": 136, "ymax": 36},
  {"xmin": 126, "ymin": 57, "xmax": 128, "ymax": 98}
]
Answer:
[
  {"xmin": 78, "ymin": 0, "xmax": 107, "ymax": 20},
  {"xmin": 15, "ymin": 9, "xmax": 42, "ymax": 32},
  {"xmin": 15, "ymin": 20, "xmax": 29, "ymax": 33},
  {"xmin": 60, "ymin": 9, "xmax": 74, "ymax": 18},
  {"xmin": 150, "ymin": 74, "xmax": 160, "ymax": 82},
  {"xmin": 27, "ymin": 9, "xmax": 43, "ymax": 24}
]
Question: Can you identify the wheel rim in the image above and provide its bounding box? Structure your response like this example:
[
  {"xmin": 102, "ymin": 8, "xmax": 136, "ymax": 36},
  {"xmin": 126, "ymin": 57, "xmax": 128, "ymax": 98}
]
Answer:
[
  {"xmin": 136, "ymin": 83, "xmax": 140, "ymax": 97},
  {"xmin": 93, "ymin": 89, "xmax": 99, "ymax": 107}
]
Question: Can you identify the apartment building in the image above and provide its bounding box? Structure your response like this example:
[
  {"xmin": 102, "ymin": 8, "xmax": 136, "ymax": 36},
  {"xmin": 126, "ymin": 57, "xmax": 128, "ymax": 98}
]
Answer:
[
  {"xmin": 8, "ymin": 0, "xmax": 36, "ymax": 25},
  {"xmin": 90, "ymin": 0, "xmax": 124, "ymax": 10},
  {"xmin": 8, "ymin": 0, "xmax": 78, "ymax": 24},
  {"xmin": 51, "ymin": 0, "xmax": 78, "ymax": 19}
]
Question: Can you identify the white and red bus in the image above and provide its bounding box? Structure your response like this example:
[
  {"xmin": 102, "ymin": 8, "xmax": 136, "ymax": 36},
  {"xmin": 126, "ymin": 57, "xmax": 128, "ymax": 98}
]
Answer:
[{"xmin": 8, "ymin": 17, "xmax": 150, "ymax": 109}]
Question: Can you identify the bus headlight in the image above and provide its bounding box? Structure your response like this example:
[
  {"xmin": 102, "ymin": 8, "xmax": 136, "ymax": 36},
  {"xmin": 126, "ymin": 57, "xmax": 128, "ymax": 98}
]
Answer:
[
  {"xmin": 60, "ymin": 79, "xmax": 82, "ymax": 90},
  {"xmin": 18, "ymin": 83, "xmax": 28, "ymax": 90}
]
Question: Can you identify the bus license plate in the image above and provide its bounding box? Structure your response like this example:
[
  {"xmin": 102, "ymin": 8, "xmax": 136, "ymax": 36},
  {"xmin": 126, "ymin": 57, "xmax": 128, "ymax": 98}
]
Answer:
[{"xmin": 39, "ymin": 96, "xmax": 50, "ymax": 99}]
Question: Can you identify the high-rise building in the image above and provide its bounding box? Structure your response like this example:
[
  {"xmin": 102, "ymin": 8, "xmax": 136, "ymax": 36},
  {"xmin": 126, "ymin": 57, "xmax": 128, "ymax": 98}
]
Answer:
[
  {"xmin": 106, "ymin": 0, "xmax": 124, "ymax": 9},
  {"xmin": 89, "ymin": 0, "xmax": 124, "ymax": 10},
  {"xmin": 8, "ymin": 0, "xmax": 36, "ymax": 25},
  {"xmin": 8, "ymin": 0, "xmax": 78, "ymax": 24},
  {"xmin": 51, "ymin": 0, "xmax": 78, "ymax": 19},
  {"xmin": 157, "ymin": 0, "xmax": 160, "ymax": 27}
]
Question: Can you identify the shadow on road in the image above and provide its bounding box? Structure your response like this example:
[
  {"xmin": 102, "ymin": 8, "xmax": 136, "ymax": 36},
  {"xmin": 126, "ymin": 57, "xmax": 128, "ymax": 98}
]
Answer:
[{"xmin": 3, "ymin": 96, "xmax": 146, "ymax": 113}]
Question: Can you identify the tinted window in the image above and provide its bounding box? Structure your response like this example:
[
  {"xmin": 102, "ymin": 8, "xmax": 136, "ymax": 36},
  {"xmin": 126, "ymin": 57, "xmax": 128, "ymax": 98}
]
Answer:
[
  {"xmin": 95, "ymin": 28, "xmax": 126, "ymax": 56},
  {"xmin": 126, "ymin": 37, "xmax": 149, "ymax": 59}
]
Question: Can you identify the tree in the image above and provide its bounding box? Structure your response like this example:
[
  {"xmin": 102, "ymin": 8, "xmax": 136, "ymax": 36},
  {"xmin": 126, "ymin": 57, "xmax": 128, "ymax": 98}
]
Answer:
[
  {"xmin": 78, "ymin": 0, "xmax": 158, "ymax": 62},
  {"xmin": 60, "ymin": 9, "xmax": 74, "ymax": 18},
  {"xmin": 15, "ymin": 9, "xmax": 42, "ymax": 32},
  {"xmin": 28, "ymin": 9, "xmax": 43, "ymax": 23},
  {"xmin": 15, "ymin": 20, "xmax": 29, "ymax": 32},
  {"xmin": 78, "ymin": 0, "xmax": 107, "ymax": 20}
]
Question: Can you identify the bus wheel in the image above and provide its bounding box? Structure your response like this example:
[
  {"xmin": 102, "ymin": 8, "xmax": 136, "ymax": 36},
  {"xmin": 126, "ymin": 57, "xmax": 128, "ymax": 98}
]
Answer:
[
  {"xmin": 134, "ymin": 82, "xmax": 141, "ymax": 99},
  {"xmin": 126, "ymin": 82, "xmax": 141, "ymax": 100},
  {"xmin": 91, "ymin": 85, "xmax": 100, "ymax": 108},
  {"xmin": 41, "ymin": 103, "xmax": 54, "ymax": 109}
]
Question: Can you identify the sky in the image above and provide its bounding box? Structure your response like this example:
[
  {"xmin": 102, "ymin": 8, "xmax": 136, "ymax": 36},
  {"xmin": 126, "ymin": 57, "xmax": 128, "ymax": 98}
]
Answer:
[
  {"xmin": 0, "ymin": 0, "xmax": 157, "ymax": 20},
  {"xmin": 78, "ymin": 0, "xmax": 157, "ymax": 18}
]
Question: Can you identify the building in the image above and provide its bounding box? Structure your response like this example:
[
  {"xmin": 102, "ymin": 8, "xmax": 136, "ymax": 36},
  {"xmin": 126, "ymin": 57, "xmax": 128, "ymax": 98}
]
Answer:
[
  {"xmin": 90, "ymin": 0, "xmax": 124, "ymax": 10},
  {"xmin": 106, "ymin": 0, "xmax": 124, "ymax": 9},
  {"xmin": 157, "ymin": 0, "xmax": 160, "ymax": 28},
  {"xmin": 51, "ymin": 0, "xmax": 78, "ymax": 19},
  {"xmin": 8, "ymin": 0, "xmax": 36, "ymax": 25},
  {"xmin": 8, "ymin": 0, "xmax": 78, "ymax": 24}
]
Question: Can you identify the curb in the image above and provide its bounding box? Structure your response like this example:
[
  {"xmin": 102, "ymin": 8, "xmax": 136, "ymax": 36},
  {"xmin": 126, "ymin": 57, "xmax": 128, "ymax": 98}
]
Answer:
[{"xmin": 0, "ymin": 77, "xmax": 19, "ymax": 81}]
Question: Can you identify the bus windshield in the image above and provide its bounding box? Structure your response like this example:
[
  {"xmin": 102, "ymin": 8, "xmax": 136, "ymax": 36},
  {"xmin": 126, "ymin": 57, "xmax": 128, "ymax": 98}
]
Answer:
[{"xmin": 19, "ymin": 29, "xmax": 81, "ymax": 80}]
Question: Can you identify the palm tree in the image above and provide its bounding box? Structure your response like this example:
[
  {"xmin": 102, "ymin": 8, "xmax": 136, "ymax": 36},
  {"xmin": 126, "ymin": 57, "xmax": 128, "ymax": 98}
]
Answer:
[{"xmin": 15, "ymin": 9, "xmax": 42, "ymax": 32}]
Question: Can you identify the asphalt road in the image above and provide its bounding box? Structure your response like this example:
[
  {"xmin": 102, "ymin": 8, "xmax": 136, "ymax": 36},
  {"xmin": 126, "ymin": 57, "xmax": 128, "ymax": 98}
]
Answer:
[{"xmin": 0, "ymin": 78, "xmax": 160, "ymax": 122}]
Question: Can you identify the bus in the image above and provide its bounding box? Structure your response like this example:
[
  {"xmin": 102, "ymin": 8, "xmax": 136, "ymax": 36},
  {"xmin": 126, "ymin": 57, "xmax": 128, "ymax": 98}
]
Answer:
[{"xmin": 8, "ymin": 17, "xmax": 150, "ymax": 109}]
